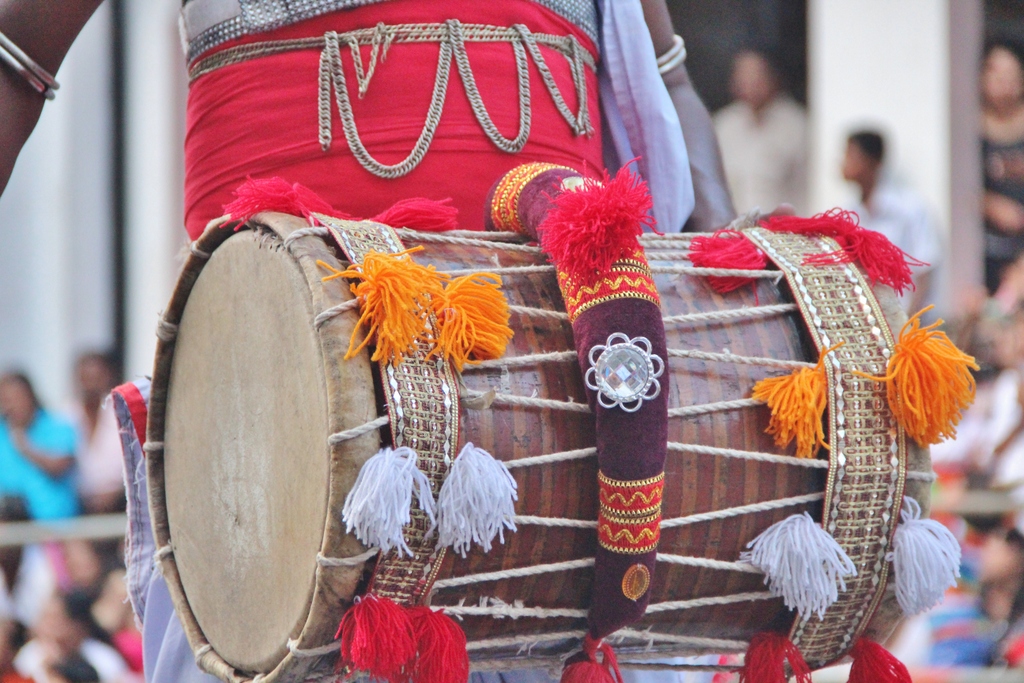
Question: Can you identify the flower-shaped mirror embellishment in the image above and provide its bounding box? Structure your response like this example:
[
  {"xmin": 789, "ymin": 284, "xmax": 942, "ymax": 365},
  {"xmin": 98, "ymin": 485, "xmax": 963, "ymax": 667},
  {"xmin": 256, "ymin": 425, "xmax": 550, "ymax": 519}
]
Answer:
[{"xmin": 584, "ymin": 333, "xmax": 664, "ymax": 413}]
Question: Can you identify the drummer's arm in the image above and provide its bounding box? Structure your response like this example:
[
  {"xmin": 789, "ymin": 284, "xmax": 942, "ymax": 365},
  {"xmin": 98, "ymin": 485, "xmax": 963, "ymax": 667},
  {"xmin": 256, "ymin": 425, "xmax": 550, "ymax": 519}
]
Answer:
[
  {"xmin": 640, "ymin": 0, "xmax": 736, "ymax": 233},
  {"xmin": 0, "ymin": 0, "xmax": 104, "ymax": 195}
]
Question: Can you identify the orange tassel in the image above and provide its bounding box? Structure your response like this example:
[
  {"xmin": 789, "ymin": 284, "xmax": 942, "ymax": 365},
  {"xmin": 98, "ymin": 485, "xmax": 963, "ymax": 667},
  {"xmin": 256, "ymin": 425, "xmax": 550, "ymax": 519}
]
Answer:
[
  {"xmin": 751, "ymin": 344, "xmax": 842, "ymax": 458},
  {"xmin": 431, "ymin": 274, "xmax": 513, "ymax": 371},
  {"xmin": 321, "ymin": 248, "xmax": 447, "ymax": 364},
  {"xmin": 856, "ymin": 306, "xmax": 978, "ymax": 445}
]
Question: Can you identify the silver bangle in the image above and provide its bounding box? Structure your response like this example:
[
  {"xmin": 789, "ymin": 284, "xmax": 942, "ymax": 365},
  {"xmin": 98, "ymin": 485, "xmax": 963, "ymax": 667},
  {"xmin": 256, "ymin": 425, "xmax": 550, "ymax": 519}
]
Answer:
[
  {"xmin": 0, "ymin": 29, "xmax": 59, "ymax": 100},
  {"xmin": 656, "ymin": 34, "xmax": 687, "ymax": 76}
]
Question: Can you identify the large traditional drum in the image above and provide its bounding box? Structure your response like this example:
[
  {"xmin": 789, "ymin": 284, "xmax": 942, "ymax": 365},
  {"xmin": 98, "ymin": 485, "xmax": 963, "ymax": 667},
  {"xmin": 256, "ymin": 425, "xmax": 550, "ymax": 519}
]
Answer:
[{"xmin": 146, "ymin": 211, "xmax": 933, "ymax": 683}]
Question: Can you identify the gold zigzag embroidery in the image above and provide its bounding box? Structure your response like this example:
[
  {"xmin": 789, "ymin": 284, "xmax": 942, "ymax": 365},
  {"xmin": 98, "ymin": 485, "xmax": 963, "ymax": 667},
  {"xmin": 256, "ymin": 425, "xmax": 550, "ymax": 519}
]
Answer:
[
  {"xmin": 600, "ymin": 511, "xmax": 660, "ymax": 526},
  {"xmin": 600, "ymin": 489, "xmax": 663, "ymax": 508},
  {"xmin": 598, "ymin": 524, "xmax": 659, "ymax": 545},
  {"xmin": 561, "ymin": 273, "xmax": 660, "ymax": 309},
  {"xmin": 598, "ymin": 471, "xmax": 665, "ymax": 487}
]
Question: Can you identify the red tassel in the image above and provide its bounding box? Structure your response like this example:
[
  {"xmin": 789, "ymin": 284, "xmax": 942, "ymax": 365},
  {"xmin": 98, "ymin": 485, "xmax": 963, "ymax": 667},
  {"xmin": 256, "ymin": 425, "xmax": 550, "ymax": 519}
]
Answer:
[
  {"xmin": 737, "ymin": 632, "xmax": 811, "ymax": 683},
  {"xmin": 407, "ymin": 607, "xmax": 469, "ymax": 683},
  {"xmin": 372, "ymin": 197, "xmax": 459, "ymax": 232},
  {"xmin": 560, "ymin": 635, "xmax": 622, "ymax": 683},
  {"xmin": 539, "ymin": 166, "xmax": 655, "ymax": 282},
  {"xmin": 689, "ymin": 229, "xmax": 768, "ymax": 293},
  {"xmin": 222, "ymin": 177, "xmax": 352, "ymax": 224},
  {"xmin": 762, "ymin": 209, "xmax": 926, "ymax": 295},
  {"xmin": 810, "ymin": 226, "xmax": 926, "ymax": 295},
  {"xmin": 761, "ymin": 210, "xmax": 860, "ymax": 240},
  {"xmin": 848, "ymin": 639, "xmax": 911, "ymax": 683},
  {"xmin": 336, "ymin": 594, "xmax": 417, "ymax": 683}
]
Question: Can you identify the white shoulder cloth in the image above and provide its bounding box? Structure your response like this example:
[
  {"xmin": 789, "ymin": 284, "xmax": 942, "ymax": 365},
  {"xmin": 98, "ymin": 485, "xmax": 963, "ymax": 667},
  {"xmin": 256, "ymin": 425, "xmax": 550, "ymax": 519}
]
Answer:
[{"xmin": 597, "ymin": 0, "xmax": 694, "ymax": 232}]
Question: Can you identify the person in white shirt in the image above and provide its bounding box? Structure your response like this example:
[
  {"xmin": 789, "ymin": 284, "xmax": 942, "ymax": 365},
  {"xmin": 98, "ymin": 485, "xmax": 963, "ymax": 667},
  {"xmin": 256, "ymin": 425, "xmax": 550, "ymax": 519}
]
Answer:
[
  {"xmin": 714, "ymin": 49, "xmax": 808, "ymax": 216},
  {"xmin": 841, "ymin": 130, "xmax": 944, "ymax": 314},
  {"xmin": 67, "ymin": 354, "xmax": 123, "ymax": 515}
]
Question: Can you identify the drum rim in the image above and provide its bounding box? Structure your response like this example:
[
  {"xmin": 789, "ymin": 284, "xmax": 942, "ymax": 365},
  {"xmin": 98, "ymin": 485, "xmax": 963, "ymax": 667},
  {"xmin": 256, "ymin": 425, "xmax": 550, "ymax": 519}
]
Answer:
[{"xmin": 146, "ymin": 213, "xmax": 380, "ymax": 683}]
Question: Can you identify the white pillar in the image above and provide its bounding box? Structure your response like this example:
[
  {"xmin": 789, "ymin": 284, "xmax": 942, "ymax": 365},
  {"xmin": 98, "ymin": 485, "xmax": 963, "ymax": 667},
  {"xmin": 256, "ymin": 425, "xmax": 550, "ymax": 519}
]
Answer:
[
  {"xmin": 0, "ymin": 4, "xmax": 114, "ymax": 406},
  {"xmin": 122, "ymin": 0, "xmax": 188, "ymax": 382},
  {"xmin": 808, "ymin": 0, "xmax": 984, "ymax": 314},
  {"xmin": 948, "ymin": 1, "xmax": 984, "ymax": 303}
]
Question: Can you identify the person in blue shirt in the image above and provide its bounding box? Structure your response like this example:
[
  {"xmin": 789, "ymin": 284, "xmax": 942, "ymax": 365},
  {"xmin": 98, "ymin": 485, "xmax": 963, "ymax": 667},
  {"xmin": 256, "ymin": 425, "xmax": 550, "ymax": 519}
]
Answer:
[{"xmin": 0, "ymin": 373, "xmax": 79, "ymax": 520}]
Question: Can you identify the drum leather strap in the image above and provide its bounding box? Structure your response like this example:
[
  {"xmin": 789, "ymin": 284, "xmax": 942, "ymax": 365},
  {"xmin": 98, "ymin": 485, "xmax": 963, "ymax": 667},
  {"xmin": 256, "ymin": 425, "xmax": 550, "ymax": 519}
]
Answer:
[
  {"xmin": 318, "ymin": 215, "xmax": 460, "ymax": 605},
  {"xmin": 745, "ymin": 228, "xmax": 908, "ymax": 668}
]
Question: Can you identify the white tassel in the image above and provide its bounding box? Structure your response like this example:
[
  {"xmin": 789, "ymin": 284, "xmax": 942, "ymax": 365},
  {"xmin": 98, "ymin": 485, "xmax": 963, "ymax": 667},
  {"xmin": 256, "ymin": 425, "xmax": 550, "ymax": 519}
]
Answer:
[
  {"xmin": 436, "ymin": 443, "xmax": 518, "ymax": 557},
  {"xmin": 341, "ymin": 446, "xmax": 436, "ymax": 557},
  {"xmin": 739, "ymin": 511, "xmax": 856, "ymax": 620},
  {"xmin": 888, "ymin": 496, "xmax": 961, "ymax": 616}
]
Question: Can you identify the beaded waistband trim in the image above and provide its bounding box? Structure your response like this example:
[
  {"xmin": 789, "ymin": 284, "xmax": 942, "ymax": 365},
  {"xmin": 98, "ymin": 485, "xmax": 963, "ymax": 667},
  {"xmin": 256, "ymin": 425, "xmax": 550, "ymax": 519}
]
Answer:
[{"xmin": 181, "ymin": 0, "xmax": 599, "ymax": 65}]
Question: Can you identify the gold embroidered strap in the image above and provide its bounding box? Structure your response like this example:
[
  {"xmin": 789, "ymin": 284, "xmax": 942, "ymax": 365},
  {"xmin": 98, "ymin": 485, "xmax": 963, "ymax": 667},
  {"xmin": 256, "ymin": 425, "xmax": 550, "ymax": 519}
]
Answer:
[
  {"xmin": 745, "ymin": 228, "xmax": 907, "ymax": 667},
  {"xmin": 491, "ymin": 162, "xmax": 575, "ymax": 234},
  {"xmin": 597, "ymin": 472, "xmax": 664, "ymax": 555},
  {"xmin": 557, "ymin": 248, "xmax": 661, "ymax": 323},
  {"xmin": 318, "ymin": 215, "xmax": 460, "ymax": 605}
]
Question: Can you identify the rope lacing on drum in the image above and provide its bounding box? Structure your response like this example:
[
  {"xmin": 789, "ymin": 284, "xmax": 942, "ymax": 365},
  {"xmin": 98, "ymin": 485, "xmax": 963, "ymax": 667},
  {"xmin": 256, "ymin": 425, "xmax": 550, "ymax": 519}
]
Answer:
[
  {"xmin": 441, "ymin": 591, "xmax": 772, "ymax": 620},
  {"xmin": 314, "ymin": 299, "xmax": 359, "ymax": 328},
  {"xmin": 155, "ymin": 317, "xmax": 178, "ymax": 343},
  {"xmin": 316, "ymin": 548, "xmax": 379, "ymax": 568},
  {"xmin": 287, "ymin": 638, "xmax": 342, "ymax": 658},
  {"xmin": 283, "ymin": 226, "xmax": 331, "ymax": 249},
  {"xmin": 439, "ymin": 264, "xmax": 785, "ymax": 279},
  {"xmin": 464, "ymin": 628, "xmax": 748, "ymax": 656}
]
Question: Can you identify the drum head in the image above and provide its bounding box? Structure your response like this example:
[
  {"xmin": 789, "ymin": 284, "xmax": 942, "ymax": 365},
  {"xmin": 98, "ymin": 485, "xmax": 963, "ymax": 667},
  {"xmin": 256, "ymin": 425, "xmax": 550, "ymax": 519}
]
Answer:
[{"xmin": 163, "ymin": 232, "xmax": 330, "ymax": 672}]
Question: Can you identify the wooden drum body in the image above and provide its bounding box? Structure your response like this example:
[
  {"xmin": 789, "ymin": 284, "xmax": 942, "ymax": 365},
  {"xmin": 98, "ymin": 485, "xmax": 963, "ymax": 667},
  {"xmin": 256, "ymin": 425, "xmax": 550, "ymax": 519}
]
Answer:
[{"xmin": 147, "ymin": 213, "xmax": 930, "ymax": 682}]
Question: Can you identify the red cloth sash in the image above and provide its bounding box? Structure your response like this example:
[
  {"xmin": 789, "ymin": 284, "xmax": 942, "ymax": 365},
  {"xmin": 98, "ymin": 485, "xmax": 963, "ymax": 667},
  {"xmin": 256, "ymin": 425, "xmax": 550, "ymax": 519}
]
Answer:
[
  {"xmin": 184, "ymin": 0, "xmax": 603, "ymax": 238},
  {"xmin": 111, "ymin": 381, "xmax": 149, "ymax": 448}
]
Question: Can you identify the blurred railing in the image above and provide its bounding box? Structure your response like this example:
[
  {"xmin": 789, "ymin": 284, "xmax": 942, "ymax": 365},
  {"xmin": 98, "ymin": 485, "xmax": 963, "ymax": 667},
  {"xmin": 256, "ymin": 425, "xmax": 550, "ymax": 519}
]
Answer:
[
  {"xmin": 0, "ymin": 513, "xmax": 126, "ymax": 547},
  {"xmin": 815, "ymin": 667, "xmax": 1024, "ymax": 682}
]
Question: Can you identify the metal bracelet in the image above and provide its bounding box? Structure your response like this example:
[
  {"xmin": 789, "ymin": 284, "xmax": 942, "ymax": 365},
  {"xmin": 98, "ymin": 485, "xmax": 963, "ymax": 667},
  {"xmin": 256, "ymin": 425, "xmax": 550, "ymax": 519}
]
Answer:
[
  {"xmin": 656, "ymin": 34, "xmax": 687, "ymax": 76},
  {"xmin": 0, "ymin": 29, "xmax": 59, "ymax": 100}
]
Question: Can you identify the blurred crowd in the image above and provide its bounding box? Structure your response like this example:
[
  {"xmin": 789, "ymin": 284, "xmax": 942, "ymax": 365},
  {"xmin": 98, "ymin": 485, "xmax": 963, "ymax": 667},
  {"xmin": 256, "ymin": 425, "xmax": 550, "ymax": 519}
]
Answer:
[
  {"xmin": 712, "ymin": 47, "xmax": 943, "ymax": 318},
  {"xmin": 0, "ymin": 353, "xmax": 124, "ymax": 521},
  {"xmin": 0, "ymin": 529, "xmax": 141, "ymax": 683},
  {"xmin": 0, "ymin": 353, "xmax": 138, "ymax": 683},
  {"xmin": 710, "ymin": 37, "xmax": 1024, "ymax": 671}
]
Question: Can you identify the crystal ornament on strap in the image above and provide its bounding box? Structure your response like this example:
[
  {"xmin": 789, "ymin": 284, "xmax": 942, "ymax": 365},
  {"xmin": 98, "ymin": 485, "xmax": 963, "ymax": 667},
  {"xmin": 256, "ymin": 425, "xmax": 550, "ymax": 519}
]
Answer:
[{"xmin": 585, "ymin": 333, "xmax": 664, "ymax": 412}]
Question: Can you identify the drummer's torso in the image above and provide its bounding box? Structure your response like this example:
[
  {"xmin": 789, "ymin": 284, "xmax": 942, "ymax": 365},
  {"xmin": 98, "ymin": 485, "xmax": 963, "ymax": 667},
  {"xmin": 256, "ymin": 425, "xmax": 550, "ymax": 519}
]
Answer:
[{"xmin": 182, "ymin": 0, "xmax": 604, "ymax": 238}]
